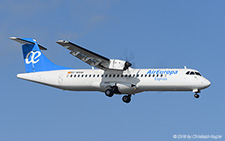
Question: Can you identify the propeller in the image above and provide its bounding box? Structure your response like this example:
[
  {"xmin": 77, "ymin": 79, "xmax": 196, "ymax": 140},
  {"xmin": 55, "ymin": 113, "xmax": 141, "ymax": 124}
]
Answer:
[
  {"xmin": 121, "ymin": 49, "xmax": 136, "ymax": 70},
  {"xmin": 123, "ymin": 61, "xmax": 132, "ymax": 70}
]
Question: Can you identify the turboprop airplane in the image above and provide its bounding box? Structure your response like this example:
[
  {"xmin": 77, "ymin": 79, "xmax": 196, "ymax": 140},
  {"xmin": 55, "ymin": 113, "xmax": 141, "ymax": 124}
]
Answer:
[{"xmin": 10, "ymin": 37, "xmax": 211, "ymax": 103}]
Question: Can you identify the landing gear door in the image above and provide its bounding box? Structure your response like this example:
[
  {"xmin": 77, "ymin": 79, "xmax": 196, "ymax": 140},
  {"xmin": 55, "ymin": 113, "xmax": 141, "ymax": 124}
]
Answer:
[{"xmin": 100, "ymin": 81, "xmax": 116, "ymax": 90}]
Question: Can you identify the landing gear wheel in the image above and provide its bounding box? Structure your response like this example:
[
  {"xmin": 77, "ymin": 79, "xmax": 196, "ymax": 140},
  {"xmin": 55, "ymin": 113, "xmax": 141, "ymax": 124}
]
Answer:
[
  {"xmin": 105, "ymin": 89, "xmax": 114, "ymax": 97},
  {"xmin": 122, "ymin": 95, "xmax": 131, "ymax": 103},
  {"xmin": 194, "ymin": 93, "xmax": 200, "ymax": 99}
]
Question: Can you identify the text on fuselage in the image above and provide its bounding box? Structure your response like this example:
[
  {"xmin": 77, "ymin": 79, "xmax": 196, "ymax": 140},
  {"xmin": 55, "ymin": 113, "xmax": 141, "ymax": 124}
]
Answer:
[{"xmin": 147, "ymin": 70, "xmax": 178, "ymax": 75}]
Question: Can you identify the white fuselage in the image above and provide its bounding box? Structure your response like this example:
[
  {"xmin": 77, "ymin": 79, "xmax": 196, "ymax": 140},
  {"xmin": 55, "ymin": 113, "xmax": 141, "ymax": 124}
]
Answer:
[{"xmin": 17, "ymin": 68, "xmax": 211, "ymax": 95}]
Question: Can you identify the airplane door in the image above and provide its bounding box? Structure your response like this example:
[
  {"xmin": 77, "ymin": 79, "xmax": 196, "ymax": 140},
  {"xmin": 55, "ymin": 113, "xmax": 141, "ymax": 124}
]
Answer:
[{"xmin": 58, "ymin": 74, "xmax": 63, "ymax": 85}]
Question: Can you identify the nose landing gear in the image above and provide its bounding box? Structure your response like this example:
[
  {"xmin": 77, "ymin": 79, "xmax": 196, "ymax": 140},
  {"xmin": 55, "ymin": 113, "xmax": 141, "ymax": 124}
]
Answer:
[
  {"xmin": 193, "ymin": 89, "xmax": 200, "ymax": 99},
  {"xmin": 194, "ymin": 93, "xmax": 200, "ymax": 99}
]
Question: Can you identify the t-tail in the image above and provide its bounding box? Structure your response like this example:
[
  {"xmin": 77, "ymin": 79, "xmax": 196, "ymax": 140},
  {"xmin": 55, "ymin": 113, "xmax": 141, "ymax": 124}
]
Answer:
[{"xmin": 9, "ymin": 37, "xmax": 69, "ymax": 73}]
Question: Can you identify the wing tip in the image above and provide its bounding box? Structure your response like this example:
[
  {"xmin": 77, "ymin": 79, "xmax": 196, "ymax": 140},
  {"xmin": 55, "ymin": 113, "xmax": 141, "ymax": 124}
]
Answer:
[{"xmin": 9, "ymin": 37, "xmax": 17, "ymax": 40}]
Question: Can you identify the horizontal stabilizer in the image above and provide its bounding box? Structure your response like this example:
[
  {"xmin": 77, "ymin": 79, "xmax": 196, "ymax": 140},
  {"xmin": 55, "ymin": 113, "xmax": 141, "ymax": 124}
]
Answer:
[{"xmin": 9, "ymin": 37, "xmax": 47, "ymax": 50}]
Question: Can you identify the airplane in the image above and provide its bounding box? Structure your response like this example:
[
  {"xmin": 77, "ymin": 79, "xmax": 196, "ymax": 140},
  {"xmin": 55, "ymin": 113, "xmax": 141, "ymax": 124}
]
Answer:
[{"xmin": 9, "ymin": 37, "xmax": 211, "ymax": 103}]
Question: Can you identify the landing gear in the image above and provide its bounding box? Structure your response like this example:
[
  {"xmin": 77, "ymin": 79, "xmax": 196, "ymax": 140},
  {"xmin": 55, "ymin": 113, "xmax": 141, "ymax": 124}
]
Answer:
[
  {"xmin": 105, "ymin": 89, "xmax": 114, "ymax": 97},
  {"xmin": 193, "ymin": 89, "xmax": 200, "ymax": 99},
  {"xmin": 122, "ymin": 94, "xmax": 131, "ymax": 103},
  {"xmin": 194, "ymin": 93, "xmax": 200, "ymax": 99}
]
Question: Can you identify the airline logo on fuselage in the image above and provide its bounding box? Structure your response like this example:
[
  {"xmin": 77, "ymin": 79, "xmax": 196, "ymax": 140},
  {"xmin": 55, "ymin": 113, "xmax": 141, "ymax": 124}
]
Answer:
[
  {"xmin": 25, "ymin": 51, "xmax": 41, "ymax": 64},
  {"xmin": 147, "ymin": 70, "xmax": 178, "ymax": 75}
]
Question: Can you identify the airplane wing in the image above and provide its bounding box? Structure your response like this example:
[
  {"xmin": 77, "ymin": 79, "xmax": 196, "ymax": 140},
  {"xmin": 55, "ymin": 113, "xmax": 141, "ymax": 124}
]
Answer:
[{"xmin": 56, "ymin": 40, "xmax": 132, "ymax": 70}]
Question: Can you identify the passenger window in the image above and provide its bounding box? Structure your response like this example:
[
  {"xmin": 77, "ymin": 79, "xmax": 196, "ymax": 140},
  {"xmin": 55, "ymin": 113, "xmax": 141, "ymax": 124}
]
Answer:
[
  {"xmin": 128, "ymin": 74, "xmax": 131, "ymax": 77},
  {"xmin": 141, "ymin": 74, "xmax": 143, "ymax": 77},
  {"xmin": 89, "ymin": 74, "xmax": 91, "ymax": 77},
  {"xmin": 148, "ymin": 74, "xmax": 151, "ymax": 77},
  {"xmin": 74, "ymin": 75, "xmax": 76, "ymax": 77},
  {"xmin": 161, "ymin": 74, "xmax": 163, "ymax": 77},
  {"xmin": 156, "ymin": 74, "xmax": 159, "ymax": 77},
  {"xmin": 145, "ymin": 74, "xmax": 147, "ymax": 77},
  {"xmin": 133, "ymin": 74, "xmax": 135, "ymax": 77},
  {"xmin": 105, "ymin": 74, "xmax": 108, "ymax": 77},
  {"xmin": 113, "ymin": 74, "xmax": 115, "ymax": 77},
  {"xmin": 85, "ymin": 75, "xmax": 87, "ymax": 77},
  {"xmin": 136, "ymin": 74, "xmax": 139, "ymax": 77},
  {"xmin": 117, "ymin": 74, "xmax": 120, "ymax": 77},
  {"xmin": 186, "ymin": 71, "xmax": 190, "ymax": 75},
  {"xmin": 70, "ymin": 75, "xmax": 73, "ymax": 78},
  {"xmin": 93, "ymin": 75, "xmax": 95, "ymax": 77},
  {"xmin": 109, "ymin": 74, "xmax": 111, "ymax": 77},
  {"xmin": 190, "ymin": 72, "xmax": 195, "ymax": 75},
  {"xmin": 97, "ymin": 74, "xmax": 99, "ymax": 77},
  {"xmin": 125, "ymin": 74, "xmax": 128, "ymax": 77},
  {"xmin": 152, "ymin": 74, "xmax": 155, "ymax": 77},
  {"xmin": 78, "ymin": 75, "xmax": 80, "ymax": 77},
  {"xmin": 121, "ymin": 74, "xmax": 124, "ymax": 77}
]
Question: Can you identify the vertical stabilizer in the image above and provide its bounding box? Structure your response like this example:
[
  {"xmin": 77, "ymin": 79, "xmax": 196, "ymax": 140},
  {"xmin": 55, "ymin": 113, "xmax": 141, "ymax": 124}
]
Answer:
[{"xmin": 10, "ymin": 37, "xmax": 69, "ymax": 72}]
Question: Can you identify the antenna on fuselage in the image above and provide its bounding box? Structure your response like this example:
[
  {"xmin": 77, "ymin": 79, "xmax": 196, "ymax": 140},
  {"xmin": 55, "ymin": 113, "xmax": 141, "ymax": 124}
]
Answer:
[{"xmin": 184, "ymin": 66, "xmax": 187, "ymax": 69}]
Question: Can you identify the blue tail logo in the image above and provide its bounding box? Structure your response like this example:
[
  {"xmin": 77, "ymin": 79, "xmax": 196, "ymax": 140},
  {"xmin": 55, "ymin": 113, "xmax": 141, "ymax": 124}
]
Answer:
[
  {"xmin": 25, "ymin": 50, "xmax": 41, "ymax": 64},
  {"xmin": 10, "ymin": 37, "xmax": 70, "ymax": 73}
]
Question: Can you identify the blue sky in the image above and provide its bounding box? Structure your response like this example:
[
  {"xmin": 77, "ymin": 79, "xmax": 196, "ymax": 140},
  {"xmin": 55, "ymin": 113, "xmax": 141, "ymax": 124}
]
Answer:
[{"xmin": 1, "ymin": 0, "xmax": 225, "ymax": 140}]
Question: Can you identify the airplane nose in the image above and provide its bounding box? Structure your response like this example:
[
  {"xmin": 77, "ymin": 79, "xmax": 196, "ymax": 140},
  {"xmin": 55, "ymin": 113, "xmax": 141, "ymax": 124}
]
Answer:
[{"xmin": 204, "ymin": 79, "xmax": 211, "ymax": 88}]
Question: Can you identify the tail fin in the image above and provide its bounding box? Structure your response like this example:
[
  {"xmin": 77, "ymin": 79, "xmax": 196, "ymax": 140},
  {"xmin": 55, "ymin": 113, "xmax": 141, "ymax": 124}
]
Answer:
[{"xmin": 10, "ymin": 37, "xmax": 69, "ymax": 73}]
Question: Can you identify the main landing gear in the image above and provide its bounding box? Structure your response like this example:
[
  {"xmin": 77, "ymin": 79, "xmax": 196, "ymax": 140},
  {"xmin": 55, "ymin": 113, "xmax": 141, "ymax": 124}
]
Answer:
[
  {"xmin": 105, "ymin": 88, "xmax": 114, "ymax": 97},
  {"xmin": 122, "ymin": 94, "xmax": 131, "ymax": 103},
  {"xmin": 104, "ymin": 87, "xmax": 132, "ymax": 103}
]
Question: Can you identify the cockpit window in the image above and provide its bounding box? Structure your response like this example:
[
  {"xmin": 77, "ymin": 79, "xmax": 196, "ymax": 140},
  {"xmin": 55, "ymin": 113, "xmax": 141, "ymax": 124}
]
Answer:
[
  {"xmin": 195, "ymin": 72, "xmax": 201, "ymax": 76},
  {"xmin": 190, "ymin": 72, "xmax": 195, "ymax": 75},
  {"xmin": 186, "ymin": 71, "xmax": 202, "ymax": 76}
]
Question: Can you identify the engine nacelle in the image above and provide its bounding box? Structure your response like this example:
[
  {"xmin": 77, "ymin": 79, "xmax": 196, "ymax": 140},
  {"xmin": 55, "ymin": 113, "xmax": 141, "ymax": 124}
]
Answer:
[{"xmin": 107, "ymin": 59, "xmax": 132, "ymax": 70}]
